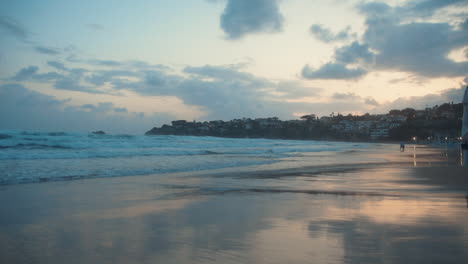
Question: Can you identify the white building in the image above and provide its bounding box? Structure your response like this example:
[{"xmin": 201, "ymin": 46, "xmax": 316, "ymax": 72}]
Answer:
[{"xmin": 462, "ymin": 87, "xmax": 468, "ymax": 144}]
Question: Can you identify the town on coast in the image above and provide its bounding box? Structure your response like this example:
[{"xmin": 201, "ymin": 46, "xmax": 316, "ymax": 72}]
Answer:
[{"xmin": 147, "ymin": 102, "xmax": 463, "ymax": 143}]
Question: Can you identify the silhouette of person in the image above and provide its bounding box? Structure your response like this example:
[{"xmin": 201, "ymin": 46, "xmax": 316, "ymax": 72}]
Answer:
[{"xmin": 400, "ymin": 142, "xmax": 405, "ymax": 152}]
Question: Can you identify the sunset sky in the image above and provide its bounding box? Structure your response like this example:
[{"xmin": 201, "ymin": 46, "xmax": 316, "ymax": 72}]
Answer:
[{"xmin": 1, "ymin": 0, "xmax": 467, "ymax": 133}]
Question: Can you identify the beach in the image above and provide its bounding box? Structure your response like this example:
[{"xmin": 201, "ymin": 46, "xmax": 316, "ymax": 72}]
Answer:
[{"xmin": 0, "ymin": 135, "xmax": 467, "ymax": 263}]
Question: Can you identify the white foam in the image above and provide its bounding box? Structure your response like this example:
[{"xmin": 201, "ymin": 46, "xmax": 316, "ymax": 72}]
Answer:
[{"xmin": 0, "ymin": 130, "xmax": 373, "ymax": 185}]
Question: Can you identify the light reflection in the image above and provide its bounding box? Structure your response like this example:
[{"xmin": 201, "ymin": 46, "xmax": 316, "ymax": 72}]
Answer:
[{"xmin": 462, "ymin": 149, "xmax": 468, "ymax": 167}]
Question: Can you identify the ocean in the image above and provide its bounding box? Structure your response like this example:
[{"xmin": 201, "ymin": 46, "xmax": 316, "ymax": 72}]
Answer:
[{"xmin": 0, "ymin": 130, "xmax": 378, "ymax": 185}]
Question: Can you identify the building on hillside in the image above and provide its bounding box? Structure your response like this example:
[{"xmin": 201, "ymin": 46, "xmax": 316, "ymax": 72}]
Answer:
[{"xmin": 370, "ymin": 128, "xmax": 389, "ymax": 140}]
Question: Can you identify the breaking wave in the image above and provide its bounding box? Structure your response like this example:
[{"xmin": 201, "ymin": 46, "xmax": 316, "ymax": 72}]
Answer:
[{"xmin": 0, "ymin": 130, "xmax": 376, "ymax": 185}]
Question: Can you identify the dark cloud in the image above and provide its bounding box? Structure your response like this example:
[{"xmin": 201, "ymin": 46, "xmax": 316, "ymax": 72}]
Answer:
[
  {"xmin": 219, "ymin": 0, "xmax": 283, "ymax": 39},
  {"xmin": 357, "ymin": 2, "xmax": 392, "ymax": 16},
  {"xmin": 0, "ymin": 16, "xmax": 29, "ymax": 42},
  {"xmin": 85, "ymin": 74, "xmax": 108, "ymax": 86},
  {"xmin": 364, "ymin": 97, "xmax": 380, "ymax": 106},
  {"xmin": 309, "ymin": 24, "xmax": 354, "ymax": 43},
  {"xmin": 332, "ymin": 92, "xmax": 361, "ymax": 100},
  {"xmin": 335, "ymin": 41, "xmax": 374, "ymax": 64},
  {"xmin": 92, "ymin": 59, "xmax": 121, "ymax": 66},
  {"xmin": 303, "ymin": 1, "xmax": 468, "ymax": 80},
  {"xmin": 302, "ymin": 63, "xmax": 367, "ymax": 80},
  {"xmin": 32, "ymin": 72, "xmax": 64, "ymax": 82},
  {"xmin": 11, "ymin": 65, "xmax": 107, "ymax": 93},
  {"xmin": 114, "ymin": 107, "xmax": 128, "ymax": 113},
  {"xmin": 53, "ymin": 77, "xmax": 98, "ymax": 94},
  {"xmin": 13, "ymin": 66, "xmax": 39, "ymax": 81},
  {"xmin": 0, "ymin": 83, "xmax": 174, "ymax": 133},
  {"xmin": 402, "ymin": 0, "xmax": 466, "ymax": 17},
  {"xmin": 80, "ymin": 104, "xmax": 96, "ymax": 110},
  {"xmin": 85, "ymin": 70, "xmax": 138, "ymax": 86},
  {"xmin": 35, "ymin": 46, "xmax": 61, "ymax": 55},
  {"xmin": 362, "ymin": 17, "xmax": 468, "ymax": 77},
  {"xmin": 13, "ymin": 66, "xmax": 63, "ymax": 82},
  {"xmin": 128, "ymin": 60, "xmax": 171, "ymax": 70},
  {"xmin": 47, "ymin": 61, "xmax": 67, "ymax": 71},
  {"xmin": 462, "ymin": 18, "xmax": 468, "ymax": 31}
]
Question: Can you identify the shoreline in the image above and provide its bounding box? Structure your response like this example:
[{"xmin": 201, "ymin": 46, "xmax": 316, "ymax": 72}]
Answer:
[{"xmin": 0, "ymin": 142, "xmax": 464, "ymax": 188}]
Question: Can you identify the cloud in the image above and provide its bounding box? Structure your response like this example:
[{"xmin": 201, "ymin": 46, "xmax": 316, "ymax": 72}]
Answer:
[
  {"xmin": 13, "ymin": 66, "xmax": 39, "ymax": 81},
  {"xmin": 364, "ymin": 97, "xmax": 380, "ymax": 106},
  {"xmin": 12, "ymin": 65, "xmax": 64, "ymax": 82},
  {"xmin": 9, "ymin": 60, "xmax": 380, "ymax": 122},
  {"xmin": 273, "ymin": 81, "xmax": 322, "ymax": 99},
  {"xmin": 114, "ymin": 107, "xmax": 128, "ymax": 113},
  {"xmin": 401, "ymin": 0, "xmax": 467, "ymax": 18},
  {"xmin": 309, "ymin": 24, "xmax": 354, "ymax": 43},
  {"xmin": 332, "ymin": 92, "xmax": 361, "ymax": 100},
  {"xmin": 35, "ymin": 46, "xmax": 61, "ymax": 55},
  {"xmin": 330, "ymin": 92, "xmax": 380, "ymax": 107},
  {"xmin": 87, "ymin": 23, "xmax": 104, "ymax": 31},
  {"xmin": 362, "ymin": 16, "xmax": 468, "ymax": 77},
  {"xmin": 80, "ymin": 104, "xmax": 96, "ymax": 111},
  {"xmin": 219, "ymin": 0, "xmax": 283, "ymax": 39},
  {"xmin": 0, "ymin": 16, "xmax": 29, "ymax": 42},
  {"xmin": 11, "ymin": 65, "xmax": 109, "ymax": 94},
  {"xmin": 184, "ymin": 64, "xmax": 264, "ymax": 83},
  {"xmin": 357, "ymin": 2, "xmax": 392, "ymax": 16},
  {"xmin": 335, "ymin": 41, "xmax": 374, "ymax": 64},
  {"xmin": 302, "ymin": 1, "xmax": 468, "ymax": 80},
  {"xmin": 375, "ymin": 83, "xmax": 467, "ymax": 112},
  {"xmin": 47, "ymin": 61, "xmax": 67, "ymax": 71},
  {"xmin": 0, "ymin": 83, "xmax": 174, "ymax": 133},
  {"xmin": 91, "ymin": 59, "xmax": 122, "ymax": 66},
  {"xmin": 53, "ymin": 76, "xmax": 99, "ymax": 94},
  {"xmin": 302, "ymin": 63, "xmax": 367, "ymax": 80}
]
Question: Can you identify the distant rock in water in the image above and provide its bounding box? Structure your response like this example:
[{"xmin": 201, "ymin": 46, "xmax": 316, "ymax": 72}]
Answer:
[
  {"xmin": 0, "ymin": 133, "xmax": 12, "ymax": 140},
  {"xmin": 48, "ymin": 132, "xmax": 67, "ymax": 136},
  {"xmin": 91, "ymin": 131, "xmax": 106, "ymax": 135}
]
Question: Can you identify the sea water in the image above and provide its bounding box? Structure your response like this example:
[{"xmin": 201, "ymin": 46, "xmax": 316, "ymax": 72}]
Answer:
[{"xmin": 0, "ymin": 130, "xmax": 376, "ymax": 185}]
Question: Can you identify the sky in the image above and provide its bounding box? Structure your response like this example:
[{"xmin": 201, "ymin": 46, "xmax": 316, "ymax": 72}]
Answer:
[{"xmin": 0, "ymin": 0, "xmax": 467, "ymax": 134}]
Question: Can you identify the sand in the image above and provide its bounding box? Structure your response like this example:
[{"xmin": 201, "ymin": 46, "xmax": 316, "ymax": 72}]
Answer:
[{"xmin": 0, "ymin": 144, "xmax": 467, "ymax": 264}]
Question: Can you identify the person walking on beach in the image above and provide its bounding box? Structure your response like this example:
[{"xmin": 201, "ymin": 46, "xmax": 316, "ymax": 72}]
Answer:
[{"xmin": 400, "ymin": 142, "xmax": 405, "ymax": 152}]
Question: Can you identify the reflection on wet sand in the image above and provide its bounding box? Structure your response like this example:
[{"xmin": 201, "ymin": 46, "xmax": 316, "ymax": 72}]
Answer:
[{"xmin": 0, "ymin": 146, "xmax": 467, "ymax": 263}]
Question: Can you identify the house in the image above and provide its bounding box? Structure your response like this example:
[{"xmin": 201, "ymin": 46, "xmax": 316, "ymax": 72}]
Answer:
[{"xmin": 370, "ymin": 128, "xmax": 389, "ymax": 139}]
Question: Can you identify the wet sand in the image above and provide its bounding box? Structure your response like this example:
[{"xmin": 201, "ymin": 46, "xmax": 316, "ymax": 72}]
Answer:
[{"xmin": 0, "ymin": 145, "xmax": 467, "ymax": 263}]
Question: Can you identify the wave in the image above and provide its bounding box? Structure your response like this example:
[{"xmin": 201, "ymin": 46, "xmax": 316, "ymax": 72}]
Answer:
[
  {"xmin": 201, "ymin": 150, "xmax": 223, "ymax": 155},
  {"xmin": 0, "ymin": 143, "xmax": 72, "ymax": 150},
  {"xmin": 0, "ymin": 132, "xmax": 376, "ymax": 186},
  {"xmin": 0, "ymin": 134, "xmax": 12, "ymax": 140},
  {"xmin": 48, "ymin": 132, "xmax": 67, "ymax": 136}
]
